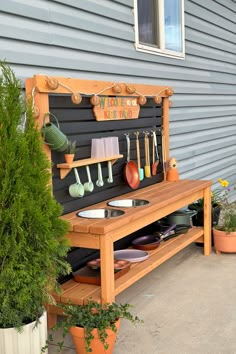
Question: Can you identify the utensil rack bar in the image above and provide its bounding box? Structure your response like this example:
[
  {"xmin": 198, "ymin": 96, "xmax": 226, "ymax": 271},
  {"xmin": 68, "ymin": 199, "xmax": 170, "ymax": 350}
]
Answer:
[{"xmin": 57, "ymin": 154, "xmax": 123, "ymax": 179}]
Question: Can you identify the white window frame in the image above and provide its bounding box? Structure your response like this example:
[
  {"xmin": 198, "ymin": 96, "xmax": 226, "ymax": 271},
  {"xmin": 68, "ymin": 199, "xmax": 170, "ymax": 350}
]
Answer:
[{"xmin": 133, "ymin": 0, "xmax": 185, "ymax": 59}]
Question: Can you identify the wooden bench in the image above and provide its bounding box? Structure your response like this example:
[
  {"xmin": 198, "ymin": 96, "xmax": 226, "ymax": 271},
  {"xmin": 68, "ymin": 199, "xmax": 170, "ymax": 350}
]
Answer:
[{"xmin": 47, "ymin": 179, "xmax": 212, "ymax": 328}]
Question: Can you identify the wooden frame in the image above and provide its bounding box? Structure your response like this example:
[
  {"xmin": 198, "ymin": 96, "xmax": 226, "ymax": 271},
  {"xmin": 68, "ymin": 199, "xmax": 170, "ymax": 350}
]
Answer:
[
  {"xmin": 25, "ymin": 75, "xmax": 172, "ymax": 178},
  {"xmin": 25, "ymin": 76, "xmax": 212, "ymax": 330}
]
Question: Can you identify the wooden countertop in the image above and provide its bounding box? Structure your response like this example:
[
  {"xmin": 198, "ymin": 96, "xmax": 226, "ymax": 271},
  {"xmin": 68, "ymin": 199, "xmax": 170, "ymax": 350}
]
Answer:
[{"xmin": 62, "ymin": 179, "xmax": 212, "ymax": 237}]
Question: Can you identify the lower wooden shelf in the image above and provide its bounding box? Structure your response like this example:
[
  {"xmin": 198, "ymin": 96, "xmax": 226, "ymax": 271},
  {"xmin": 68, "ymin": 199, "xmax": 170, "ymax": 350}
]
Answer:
[{"xmin": 53, "ymin": 227, "xmax": 204, "ymax": 306}]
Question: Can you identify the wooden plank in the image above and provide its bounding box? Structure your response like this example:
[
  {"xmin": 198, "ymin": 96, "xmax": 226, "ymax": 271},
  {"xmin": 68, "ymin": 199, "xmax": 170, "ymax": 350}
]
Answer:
[
  {"xmin": 88, "ymin": 180, "xmax": 211, "ymax": 235},
  {"xmin": 34, "ymin": 75, "xmax": 172, "ymax": 98},
  {"xmin": 66, "ymin": 232, "xmax": 100, "ymax": 249},
  {"xmin": 70, "ymin": 180, "xmax": 210, "ymax": 236},
  {"xmin": 114, "ymin": 228, "xmax": 204, "ymax": 295},
  {"xmin": 61, "ymin": 282, "xmax": 99, "ymax": 305},
  {"xmin": 203, "ymin": 186, "xmax": 212, "ymax": 255},
  {"xmin": 100, "ymin": 235, "xmax": 115, "ymax": 303}
]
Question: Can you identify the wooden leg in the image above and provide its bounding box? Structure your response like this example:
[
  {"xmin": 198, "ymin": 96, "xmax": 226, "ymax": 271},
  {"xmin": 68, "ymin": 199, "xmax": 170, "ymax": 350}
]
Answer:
[
  {"xmin": 100, "ymin": 235, "xmax": 115, "ymax": 304},
  {"xmin": 47, "ymin": 312, "xmax": 57, "ymax": 329},
  {"xmin": 203, "ymin": 186, "xmax": 212, "ymax": 255}
]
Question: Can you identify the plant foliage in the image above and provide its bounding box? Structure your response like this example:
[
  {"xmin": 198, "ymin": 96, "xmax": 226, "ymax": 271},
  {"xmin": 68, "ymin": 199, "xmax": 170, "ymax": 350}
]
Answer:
[
  {"xmin": 65, "ymin": 140, "xmax": 76, "ymax": 154},
  {"xmin": 47, "ymin": 299, "xmax": 142, "ymax": 353},
  {"xmin": 0, "ymin": 62, "xmax": 71, "ymax": 329}
]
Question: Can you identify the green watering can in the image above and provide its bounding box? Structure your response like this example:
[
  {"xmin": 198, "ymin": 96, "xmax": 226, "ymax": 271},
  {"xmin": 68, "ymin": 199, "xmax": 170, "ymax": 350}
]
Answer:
[{"xmin": 41, "ymin": 113, "xmax": 68, "ymax": 152}]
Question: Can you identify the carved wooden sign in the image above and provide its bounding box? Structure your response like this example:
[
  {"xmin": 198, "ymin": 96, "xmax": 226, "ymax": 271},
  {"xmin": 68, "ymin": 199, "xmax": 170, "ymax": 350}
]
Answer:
[{"xmin": 93, "ymin": 96, "xmax": 140, "ymax": 121}]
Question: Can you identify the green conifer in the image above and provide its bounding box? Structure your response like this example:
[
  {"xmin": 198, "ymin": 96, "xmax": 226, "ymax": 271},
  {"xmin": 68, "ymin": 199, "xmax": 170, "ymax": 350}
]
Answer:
[{"xmin": 0, "ymin": 62, "xmax": 71, "ymax": 329}]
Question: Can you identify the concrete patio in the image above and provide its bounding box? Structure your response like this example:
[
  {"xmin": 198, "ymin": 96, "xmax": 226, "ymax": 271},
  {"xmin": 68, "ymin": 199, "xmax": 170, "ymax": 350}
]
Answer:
[{"xmin": 48, "ymin": 244, "xmax": 236, "ymax": 354}]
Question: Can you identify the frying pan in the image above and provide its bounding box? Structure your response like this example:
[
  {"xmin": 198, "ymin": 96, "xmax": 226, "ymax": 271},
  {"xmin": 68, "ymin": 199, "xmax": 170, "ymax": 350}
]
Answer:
[
  {"xmin": 123, "ymin": 134, "xmax": 140, "ymax": 189},
  {"xmin": 132, "ymin": 224, "xmax": 176, "ymax": 250}
]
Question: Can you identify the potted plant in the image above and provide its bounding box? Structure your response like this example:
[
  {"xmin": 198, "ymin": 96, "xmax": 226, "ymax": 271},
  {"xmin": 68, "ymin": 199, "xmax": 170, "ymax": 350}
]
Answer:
[
  {"xmin": 188, "ymin": 179, "xmax": 225, "ymax": 228},
  {"xmin": 47, "ymin": 299, "xmax": 142, "ymax": 354},
  {"xmin": 0, "ymin": 62, "xmax": 71, "ymax": 354},
  {"xmin": 64, "ymin": 139, "xmax": 76, "ymax": 163},
  {"xmin": 212, "ymin": 179, "xmax": 236, "ymax": 254}
]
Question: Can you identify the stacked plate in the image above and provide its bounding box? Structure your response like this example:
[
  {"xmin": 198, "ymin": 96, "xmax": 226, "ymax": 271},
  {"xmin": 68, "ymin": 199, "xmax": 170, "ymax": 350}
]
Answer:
[{"xmin": 114, "ymin": 249, "xmax": 149, "ymax": 263}]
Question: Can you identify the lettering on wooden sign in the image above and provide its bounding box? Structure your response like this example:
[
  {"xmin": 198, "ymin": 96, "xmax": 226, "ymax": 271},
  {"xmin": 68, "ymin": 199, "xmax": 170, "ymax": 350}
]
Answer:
[{"xmin": 93, "ymin": 96, "xmax": 140, "ymax": 121}]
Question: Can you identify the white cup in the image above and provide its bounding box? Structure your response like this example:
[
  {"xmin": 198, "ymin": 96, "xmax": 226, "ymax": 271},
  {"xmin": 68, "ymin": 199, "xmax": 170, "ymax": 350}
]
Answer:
[
  {"xmin": 91, "ymin": 138, "xmax": 105, "ymax": 158},
  {"xmin": 103, "ymin": 137, "xmax": 120, "ymax": 157}
]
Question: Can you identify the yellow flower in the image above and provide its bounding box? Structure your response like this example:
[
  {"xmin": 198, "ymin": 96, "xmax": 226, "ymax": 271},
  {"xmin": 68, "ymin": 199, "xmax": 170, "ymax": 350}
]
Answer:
[
  {"xmin": 220, "ymin": 179, "xmax": 229, "ymax": 188},
  {"xmin": 218, "ymin": 178, "xmax": 223, "ymax": 183}
]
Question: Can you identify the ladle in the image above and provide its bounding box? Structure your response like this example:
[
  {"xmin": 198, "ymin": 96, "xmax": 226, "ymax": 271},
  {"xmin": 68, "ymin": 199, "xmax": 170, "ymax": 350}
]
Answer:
[
  {"xmin": 69, "ymin": 168, "xmax": 84, "ymax": 198},
  {"xmin": 84, "ymin": 165, "xmax": 94, "ymax": 192}
]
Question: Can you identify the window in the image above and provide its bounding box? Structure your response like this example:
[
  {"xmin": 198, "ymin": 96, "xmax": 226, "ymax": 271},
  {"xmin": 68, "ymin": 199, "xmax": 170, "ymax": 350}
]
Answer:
[{"xmin": 134, "ymin": 0, "xmax": 185, "ymax": 59}]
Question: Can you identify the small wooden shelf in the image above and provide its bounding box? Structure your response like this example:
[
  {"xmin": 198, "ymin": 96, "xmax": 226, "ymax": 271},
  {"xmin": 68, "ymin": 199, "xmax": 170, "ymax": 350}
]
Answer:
[{"xmin": 57, "ymin": 154, "xmax": 123, "ymax": 179}]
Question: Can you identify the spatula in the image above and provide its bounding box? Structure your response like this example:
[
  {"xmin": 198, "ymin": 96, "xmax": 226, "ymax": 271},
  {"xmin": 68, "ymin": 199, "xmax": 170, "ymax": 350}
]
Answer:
[{"xmin": 144, "ymin": 132, "xmax": 151, "ymax": 178}]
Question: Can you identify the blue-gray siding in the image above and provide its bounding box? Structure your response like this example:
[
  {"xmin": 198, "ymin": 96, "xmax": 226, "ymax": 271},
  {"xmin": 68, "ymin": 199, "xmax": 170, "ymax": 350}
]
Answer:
[{"xmin": 0, "ymin": 0, "xmax": 235, "ymax": 197}]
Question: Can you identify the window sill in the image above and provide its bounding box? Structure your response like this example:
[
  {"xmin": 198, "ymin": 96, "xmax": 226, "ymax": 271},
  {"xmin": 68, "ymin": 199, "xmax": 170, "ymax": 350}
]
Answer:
[{"xmin": 135, "ymin": 44, "xmax": 185, "ymax": 60}]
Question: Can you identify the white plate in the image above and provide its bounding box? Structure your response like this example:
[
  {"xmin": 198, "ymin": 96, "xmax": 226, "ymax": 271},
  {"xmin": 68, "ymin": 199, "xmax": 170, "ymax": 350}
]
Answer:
[{"xmin": 114, "ymin": 249, "xmax": 149, "ymax": 263}]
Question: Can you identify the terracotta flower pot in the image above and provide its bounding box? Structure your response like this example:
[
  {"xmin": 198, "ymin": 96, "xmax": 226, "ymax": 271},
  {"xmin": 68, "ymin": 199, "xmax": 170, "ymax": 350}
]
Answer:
[
  {"xmin": 213, "ymin": 228, "xmax": 236, "ymax": 254},
  {"xmin": 69, "ymin": 318, "xmax": 120, "ymax": 354},
  {"xmin": 64, "ymin": 153, "xmax": 75, "ymax": 164}
]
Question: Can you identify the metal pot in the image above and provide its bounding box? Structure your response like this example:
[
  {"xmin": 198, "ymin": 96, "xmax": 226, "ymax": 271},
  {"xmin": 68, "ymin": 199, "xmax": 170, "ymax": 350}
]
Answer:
[{"xmin": 166, "ymin": 209, "xmax": 197, "ymax": 227}]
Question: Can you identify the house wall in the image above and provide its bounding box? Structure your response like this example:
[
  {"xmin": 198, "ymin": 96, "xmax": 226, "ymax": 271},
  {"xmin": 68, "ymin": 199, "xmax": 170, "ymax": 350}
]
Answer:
[{"xmin": 0, "ymin": 0, "xmax": 236, "ymax": 197}]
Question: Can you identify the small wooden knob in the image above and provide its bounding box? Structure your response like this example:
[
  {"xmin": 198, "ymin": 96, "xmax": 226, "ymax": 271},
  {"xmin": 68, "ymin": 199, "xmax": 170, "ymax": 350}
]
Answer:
[
  {"xmin": 126, "ymin": 85, "xmax": 136, "ymax": 94},
  {"xmin": 71, "ymin": 93, "xmax": 82, "ymax": 104},
  {"xmin": 47, "ymin": 78, "xmax": 59, "ymax": 90},
  {"xmin": 154, "ymin": 96, "xmax": 162, "ymax": 104},
  {"xmin": 138, "ymin": 96, "xmax": 147, "ymax": 105},
  {"xmin": 166, "ymin": 88, "xmax": 174, "ymax": 96},
  {"xmin": 112, "ymin": 84, "xmax": 122, "ymax": 93},
  {"xmin": 90, "ymin": 95, "xmax": 100, "ymax": 106}
]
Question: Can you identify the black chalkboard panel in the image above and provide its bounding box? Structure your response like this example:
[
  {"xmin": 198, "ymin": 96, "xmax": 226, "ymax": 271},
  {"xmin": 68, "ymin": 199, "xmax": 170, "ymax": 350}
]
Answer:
[
  {"xmin": 49, "ymin": 95, "xmax": 164, "ymax": 283},
  {"xmin": 49, "ymin": 95, "xmax": 164, "ymax": 215}
]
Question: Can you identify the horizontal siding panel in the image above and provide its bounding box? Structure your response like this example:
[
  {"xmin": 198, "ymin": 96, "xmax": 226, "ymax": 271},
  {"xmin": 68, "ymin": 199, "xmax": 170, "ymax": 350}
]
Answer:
[
  {"xmin": 170, "ymin": 116, "xmax": 236, "ymax": 135},
  {"xmin": 0, "ymin": 0, "xmax": 49, "ymax": 21},
  {"xmin": 0, "ymin": 0, "xmax": 235, "ymax": 199},
  {"xmin": 172, "ymin": 95, "xmax": 236, "ymax": 108},
  {"xmin": 181, "ymin": 156, "xmax": 236, "ymax": 181},
  {"xmin": 186, "ymin": 1, "xmax": 236, "ymax": 32},
  {"xmin": 2, "ymin": 13, "xmax": 236, "ymax": 76},
  {"xmin": 170, "ymin": 106, "xmax": 236, "ymax": 121},
  {"xmin": 170, "ymin": 126, "xmax": 236, "ymax": 149},
  {"xmin": 187, "ymin": 43, "xmax": 236, "ymax": 66},
  {"xmin": 171, "ymin": 136, "xmax": 236, "ymax": 160},
  {"xmin": 179, "ymin": 145, "xmax": 235, "ymax": 173},
  {"xmin": 214, "ymin": 0, "xmax": 236, "ymax": 12},
  {"xmin": 49, "ymin": 4, "xmax": 133, "ymax": 41},
  {"xmin": 186, "ymin": 28, "xmax": 236, "ymax": 55},
  {"xmin": 2, "ymin": 39, "xmax": 236, "ymax": 86},
  {"xmin": 186, "ymin": 14, "xmax": 235, "ymax": 44},
  {"xmin": 190, "ymin": 0, "xmax": 236, "ymax": 24},
  {"xmin": 51, "ymin": 0, "xmax": 133, "ymax": 24},
  {"xmin": 112, "ymin": 0, "xmax": 133, "ymax": 6}
]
